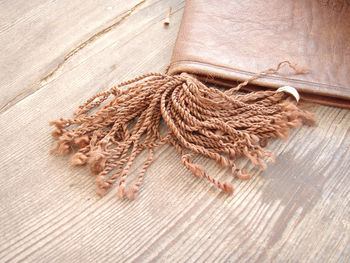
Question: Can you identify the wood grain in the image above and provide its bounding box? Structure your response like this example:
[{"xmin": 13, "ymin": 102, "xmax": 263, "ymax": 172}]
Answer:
[
  {"xmin": 0, "ymin": 0, "xmax": 349, "ymax": 262},
  {"xmin": 0, "ymin": 0, "xmax": 147, "ymax": 112}
]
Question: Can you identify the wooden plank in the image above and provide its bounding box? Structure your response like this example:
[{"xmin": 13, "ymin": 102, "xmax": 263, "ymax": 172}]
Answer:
[
  {"xmin": 0, "ymin": 0, "xmax": 349, "ymax": 262},
  {"xmin": 0, "ymin": 0, "xmax": 146, "ymax": 112}
]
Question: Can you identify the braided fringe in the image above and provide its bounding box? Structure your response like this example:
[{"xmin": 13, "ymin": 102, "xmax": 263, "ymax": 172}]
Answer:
[{"xmin": 50, "ymin": 62, "xmax": 314, "ymax": 199}]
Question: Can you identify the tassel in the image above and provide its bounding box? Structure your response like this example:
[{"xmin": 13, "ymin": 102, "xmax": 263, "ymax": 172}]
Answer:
[{"xmin": 50, "ymin": 61, "xmax": 314, "ymax": 199}]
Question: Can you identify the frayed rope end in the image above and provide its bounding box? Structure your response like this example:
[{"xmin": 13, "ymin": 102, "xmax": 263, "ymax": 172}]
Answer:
[{"xmin": 50, "ymin": 62, "xmax": 315, "ymax": 200}]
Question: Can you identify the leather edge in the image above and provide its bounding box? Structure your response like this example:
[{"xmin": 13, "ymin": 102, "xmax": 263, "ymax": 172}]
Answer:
[
  {"xmin": 168, "ymin": 61, "xmax": 350, "ymax": 109},
  {"xmin": 197, "ymin": 74, "xmax": 350, "ymax": 109}
]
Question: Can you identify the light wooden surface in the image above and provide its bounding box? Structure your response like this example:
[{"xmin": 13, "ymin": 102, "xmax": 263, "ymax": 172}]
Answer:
[{"xmin": 0, "ymin": 0, "xmax": 349, "ymax": 262}]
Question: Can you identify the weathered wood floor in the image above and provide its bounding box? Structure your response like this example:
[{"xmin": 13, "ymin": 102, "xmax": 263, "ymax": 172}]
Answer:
[{"xmin": 0, "ymin": 0, "xmax": 349, "ymax": 262}]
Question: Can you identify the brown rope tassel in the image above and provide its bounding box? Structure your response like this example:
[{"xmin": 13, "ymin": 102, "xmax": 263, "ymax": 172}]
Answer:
[{"xmin": 50, "ymin": 61, "xmax": 314, "ymax": 200}]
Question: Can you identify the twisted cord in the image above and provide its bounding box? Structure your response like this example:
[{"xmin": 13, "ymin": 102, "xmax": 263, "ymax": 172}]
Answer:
[{"xmin": 50, "ymin": 62, "xmax": 314, "ymax": 199}]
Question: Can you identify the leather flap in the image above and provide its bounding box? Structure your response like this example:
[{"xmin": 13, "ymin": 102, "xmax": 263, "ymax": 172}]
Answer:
[{"xmin": 169, "ymin": 0, "xmax": 350, "ymax": 108}]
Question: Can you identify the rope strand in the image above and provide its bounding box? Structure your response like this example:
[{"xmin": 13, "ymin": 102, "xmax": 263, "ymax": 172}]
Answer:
[{"xmin": 50, "ymin": 62, "xmax": 314, "ymax": 199}]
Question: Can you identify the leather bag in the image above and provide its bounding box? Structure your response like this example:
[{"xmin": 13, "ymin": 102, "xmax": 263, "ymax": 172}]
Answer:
[{"xmin": 169, "ymin": 0, "xmax": 350, "ymax": 108}]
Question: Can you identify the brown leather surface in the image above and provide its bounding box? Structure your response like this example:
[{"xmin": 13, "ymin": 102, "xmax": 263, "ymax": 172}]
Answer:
[{"xmin": 169, "ymin": 0, "xmax": 350, "ymax": 108}]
